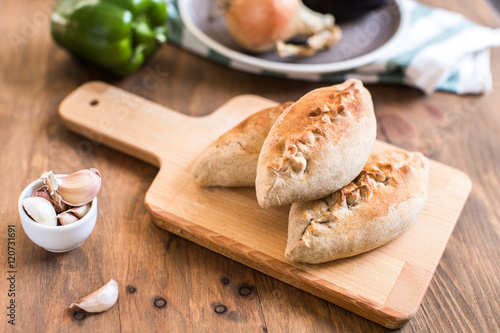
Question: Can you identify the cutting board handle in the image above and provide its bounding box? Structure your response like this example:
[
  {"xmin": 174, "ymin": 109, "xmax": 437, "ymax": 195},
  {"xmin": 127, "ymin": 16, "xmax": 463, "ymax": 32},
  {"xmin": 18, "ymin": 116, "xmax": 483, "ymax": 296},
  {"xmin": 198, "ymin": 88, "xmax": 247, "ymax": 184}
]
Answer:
[
  {"xmin": 59, "ymin": 81, "xmax": 277, "ymax": 168},
  {"xmin": 59, "ymin": 81, "xmax": 195, "ymax": 167}
]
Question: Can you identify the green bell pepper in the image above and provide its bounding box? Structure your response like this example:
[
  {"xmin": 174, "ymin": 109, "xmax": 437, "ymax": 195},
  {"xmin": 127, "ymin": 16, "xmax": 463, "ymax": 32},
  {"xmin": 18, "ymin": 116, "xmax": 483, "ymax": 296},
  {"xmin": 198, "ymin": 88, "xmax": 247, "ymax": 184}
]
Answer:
[{"xmin": 51, "ymin": 0, "xmax": 168, "ymax": 76}]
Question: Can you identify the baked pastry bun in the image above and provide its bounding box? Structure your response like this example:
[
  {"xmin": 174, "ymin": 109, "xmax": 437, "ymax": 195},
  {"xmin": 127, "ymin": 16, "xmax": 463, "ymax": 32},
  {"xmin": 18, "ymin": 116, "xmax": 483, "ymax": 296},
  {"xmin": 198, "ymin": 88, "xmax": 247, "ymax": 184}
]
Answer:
[
  {"xmin": 256, "ymin": 79, "xmax": 376, "ymax": 208},
  {"xmin": 192, "ymin": 102, "xmax": 293, "ymax": 187},
  {"xmin": 285, "ymin": 148, "xmax": 429, "ymax": 264}
]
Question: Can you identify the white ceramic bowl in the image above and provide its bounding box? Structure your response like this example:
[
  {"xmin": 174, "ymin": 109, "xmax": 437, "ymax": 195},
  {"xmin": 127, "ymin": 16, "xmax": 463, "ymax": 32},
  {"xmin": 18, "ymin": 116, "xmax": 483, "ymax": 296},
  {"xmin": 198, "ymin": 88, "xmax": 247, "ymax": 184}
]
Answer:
[{"xmin": 18, "ymin": 176, "xmax": 98, "ymax": 253}]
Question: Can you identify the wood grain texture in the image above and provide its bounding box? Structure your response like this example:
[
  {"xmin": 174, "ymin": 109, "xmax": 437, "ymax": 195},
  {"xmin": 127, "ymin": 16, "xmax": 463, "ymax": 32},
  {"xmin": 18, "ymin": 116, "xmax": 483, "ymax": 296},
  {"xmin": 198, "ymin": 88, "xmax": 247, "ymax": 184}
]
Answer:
[
  {"xmin": 0, "ymin": 0, "xmax": 499, "ymax": 331},
  {"xmin": 58, "ymin": 82, "xmax": 471, "ymax": 328}
]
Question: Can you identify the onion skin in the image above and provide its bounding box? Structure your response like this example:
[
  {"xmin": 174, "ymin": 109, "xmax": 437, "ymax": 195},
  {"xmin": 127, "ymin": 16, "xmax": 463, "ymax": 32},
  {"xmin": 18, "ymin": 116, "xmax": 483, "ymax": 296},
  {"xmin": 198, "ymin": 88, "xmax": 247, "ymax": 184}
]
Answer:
[{"xmin": 223, "ymin": 0, "xmax": 299, "ymax": 52}]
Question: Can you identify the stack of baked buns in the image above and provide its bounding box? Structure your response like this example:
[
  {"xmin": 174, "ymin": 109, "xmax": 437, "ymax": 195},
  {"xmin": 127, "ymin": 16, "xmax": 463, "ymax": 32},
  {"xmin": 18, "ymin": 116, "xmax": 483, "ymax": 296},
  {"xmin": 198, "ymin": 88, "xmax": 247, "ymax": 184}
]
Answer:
[{"xmin": 192, "ymin": 79, "xmax": 429, "ymax": 264}]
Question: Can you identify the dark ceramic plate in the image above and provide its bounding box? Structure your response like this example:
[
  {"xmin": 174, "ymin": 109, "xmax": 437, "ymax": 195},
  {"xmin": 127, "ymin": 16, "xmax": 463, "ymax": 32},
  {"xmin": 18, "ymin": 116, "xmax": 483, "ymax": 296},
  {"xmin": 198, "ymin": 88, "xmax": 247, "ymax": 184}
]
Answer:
[{"xmin": 179, "ymin": 0, "xmax": 409, "ymax": 74}]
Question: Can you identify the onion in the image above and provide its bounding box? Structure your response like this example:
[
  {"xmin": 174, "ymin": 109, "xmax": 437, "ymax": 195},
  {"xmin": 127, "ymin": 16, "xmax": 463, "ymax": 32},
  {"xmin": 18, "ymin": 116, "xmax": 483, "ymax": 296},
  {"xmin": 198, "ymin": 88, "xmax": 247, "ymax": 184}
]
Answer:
[{"xmin": 219, "ymin": 0, "xmax": 342, "ymax": 56}]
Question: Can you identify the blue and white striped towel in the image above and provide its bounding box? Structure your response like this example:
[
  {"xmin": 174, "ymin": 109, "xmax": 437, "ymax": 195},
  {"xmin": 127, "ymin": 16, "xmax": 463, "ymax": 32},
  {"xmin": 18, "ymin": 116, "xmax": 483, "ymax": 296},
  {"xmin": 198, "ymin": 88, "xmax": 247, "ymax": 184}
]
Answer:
[{"xmin": 168, "ymin": 0, "xmax": 500, "ymax": 95}]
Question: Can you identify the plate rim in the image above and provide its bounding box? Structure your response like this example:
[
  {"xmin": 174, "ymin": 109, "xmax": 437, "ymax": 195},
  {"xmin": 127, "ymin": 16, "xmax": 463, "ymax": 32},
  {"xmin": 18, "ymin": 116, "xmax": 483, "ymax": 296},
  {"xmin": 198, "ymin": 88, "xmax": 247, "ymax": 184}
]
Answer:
[{"xmin": 179, "ymin": 0, "xmax": 411, "ymax": 74}]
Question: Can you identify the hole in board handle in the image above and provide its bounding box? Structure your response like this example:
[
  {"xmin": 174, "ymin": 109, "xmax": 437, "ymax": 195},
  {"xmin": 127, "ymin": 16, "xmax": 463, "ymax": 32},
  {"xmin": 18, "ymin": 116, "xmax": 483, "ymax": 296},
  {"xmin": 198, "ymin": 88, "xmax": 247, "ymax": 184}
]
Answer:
[{"xmin": 89, "ymin": 99, "xmax": 99, "ymax": 106}]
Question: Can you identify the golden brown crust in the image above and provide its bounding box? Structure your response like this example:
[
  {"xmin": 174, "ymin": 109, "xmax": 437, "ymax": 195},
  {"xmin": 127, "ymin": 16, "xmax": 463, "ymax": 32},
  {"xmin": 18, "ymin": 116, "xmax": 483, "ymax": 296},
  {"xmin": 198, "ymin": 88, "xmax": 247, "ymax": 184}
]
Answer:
[
  {"xmin": 192, "ymin": 102, "xmax": 293, "ymax": 187},
  {"xmin": 285, "ymin": 148, "xmax": 429, "ymax": 264},
  {"xmin": 256, "ymin": 79, "xmax": 377, "ymax": 208}
]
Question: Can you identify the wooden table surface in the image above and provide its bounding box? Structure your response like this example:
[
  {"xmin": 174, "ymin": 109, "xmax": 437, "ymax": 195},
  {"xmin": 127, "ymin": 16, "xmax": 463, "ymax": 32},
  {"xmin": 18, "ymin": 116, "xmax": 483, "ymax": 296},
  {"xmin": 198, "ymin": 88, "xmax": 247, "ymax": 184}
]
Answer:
[{"xmin": 1, "ymin": 0, "xmax": 499, "ymax": 332}]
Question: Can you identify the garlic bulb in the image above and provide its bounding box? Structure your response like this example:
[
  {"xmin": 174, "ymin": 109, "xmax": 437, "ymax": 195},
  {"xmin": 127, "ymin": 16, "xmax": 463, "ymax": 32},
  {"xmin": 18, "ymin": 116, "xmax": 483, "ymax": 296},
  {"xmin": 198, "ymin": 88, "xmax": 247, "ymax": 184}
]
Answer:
[
  {"xmin": 22, "ymin": 197, "xmax": 57, "ymax": 226},
  {"xmin": 70, "ymin": 279, "xmax": 118, "ymax": 313},
  {"xmin": 42, "ymin": 169, "xmax": 101, "ymax": 206}
]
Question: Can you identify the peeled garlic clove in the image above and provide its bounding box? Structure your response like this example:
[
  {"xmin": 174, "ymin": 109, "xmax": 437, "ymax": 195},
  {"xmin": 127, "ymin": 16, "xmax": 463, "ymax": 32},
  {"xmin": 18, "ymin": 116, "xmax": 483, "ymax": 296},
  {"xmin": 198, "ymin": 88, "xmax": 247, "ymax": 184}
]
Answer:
[
  {"xmin": 70, "ymin": 279, "xmax": 118, "ymax": 313},
  {"xmin": 42, "ymin": 169, "xmax": 101, "ymax": 206},
  {"xmin": 66, "ymin": 203, "xmax": 91, "ymax": 219},
  {"xmin": 23, "ymin": 197, "xmax": 57, "ymax": 226},
  {"xmin": 57, "ymin": 211, "xmax": 80, "ymax": 225}
]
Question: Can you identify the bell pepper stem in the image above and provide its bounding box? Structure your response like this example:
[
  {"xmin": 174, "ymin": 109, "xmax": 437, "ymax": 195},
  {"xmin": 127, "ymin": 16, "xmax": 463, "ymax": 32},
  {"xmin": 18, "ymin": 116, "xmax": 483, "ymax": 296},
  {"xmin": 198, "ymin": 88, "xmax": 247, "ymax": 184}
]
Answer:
[{"xmin": 155, "ymin": 33, "xmax": 166, "ymax": 44}]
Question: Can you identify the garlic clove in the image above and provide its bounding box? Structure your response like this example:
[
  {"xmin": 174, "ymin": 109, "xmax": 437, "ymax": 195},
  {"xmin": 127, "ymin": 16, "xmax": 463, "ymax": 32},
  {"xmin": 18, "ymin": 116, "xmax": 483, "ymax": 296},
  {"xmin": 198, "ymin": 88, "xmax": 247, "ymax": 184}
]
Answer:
[
  {"xmin": 70, "ymin": 279, "xmax": 118, "ymax": 313},
  {"xmin": 66, "ymin": 203, "xmax": 91, "ymax": 219},
  {"xmin": 41, "ymin": 170, "xmax": 59, "ymax": 198},
  {"xmin": 57, "ymin": 211, "xmax": 80, "ymax": 225},
  {"xmin": 23, "ymin": 197, "xmax": 57, "ymax": 226},
  {"xmin": 42, "ymin": 169, "xmax": 101, "ymax": 206},
  {"xmin": 50, "ymin": 195, "xmax": 68, "ymax": 213},
  {"xmin": 32, "ymin": 186, "xmax": 51, "ymax": 201},
  {"xmin": 32, "ymin": 186, "xmax": 67, "ymax": 213}
]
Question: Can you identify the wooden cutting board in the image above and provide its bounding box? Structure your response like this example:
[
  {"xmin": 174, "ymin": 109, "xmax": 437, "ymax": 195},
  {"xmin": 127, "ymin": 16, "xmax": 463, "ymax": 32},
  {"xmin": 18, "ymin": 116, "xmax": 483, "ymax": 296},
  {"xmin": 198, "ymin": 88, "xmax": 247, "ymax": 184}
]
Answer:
[{"xmin": 59, "ymin": 81, "xmax": 472, "ymax": 329}]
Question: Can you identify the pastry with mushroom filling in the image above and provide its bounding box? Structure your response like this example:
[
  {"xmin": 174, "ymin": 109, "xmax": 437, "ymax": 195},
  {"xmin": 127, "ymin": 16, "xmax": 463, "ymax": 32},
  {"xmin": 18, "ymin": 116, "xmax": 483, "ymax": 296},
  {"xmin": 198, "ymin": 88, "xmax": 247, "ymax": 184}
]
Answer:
[
  {"xmin": 192, "ymin": 102, "xmax": 293, "ymax": 187},
  {"xmin": 285, "ymin": 148, "xmax": 429, "ymax": 264},
  {"xmin": 256, "ymin": 79, "xmax": 377, "ymax": 209}
]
